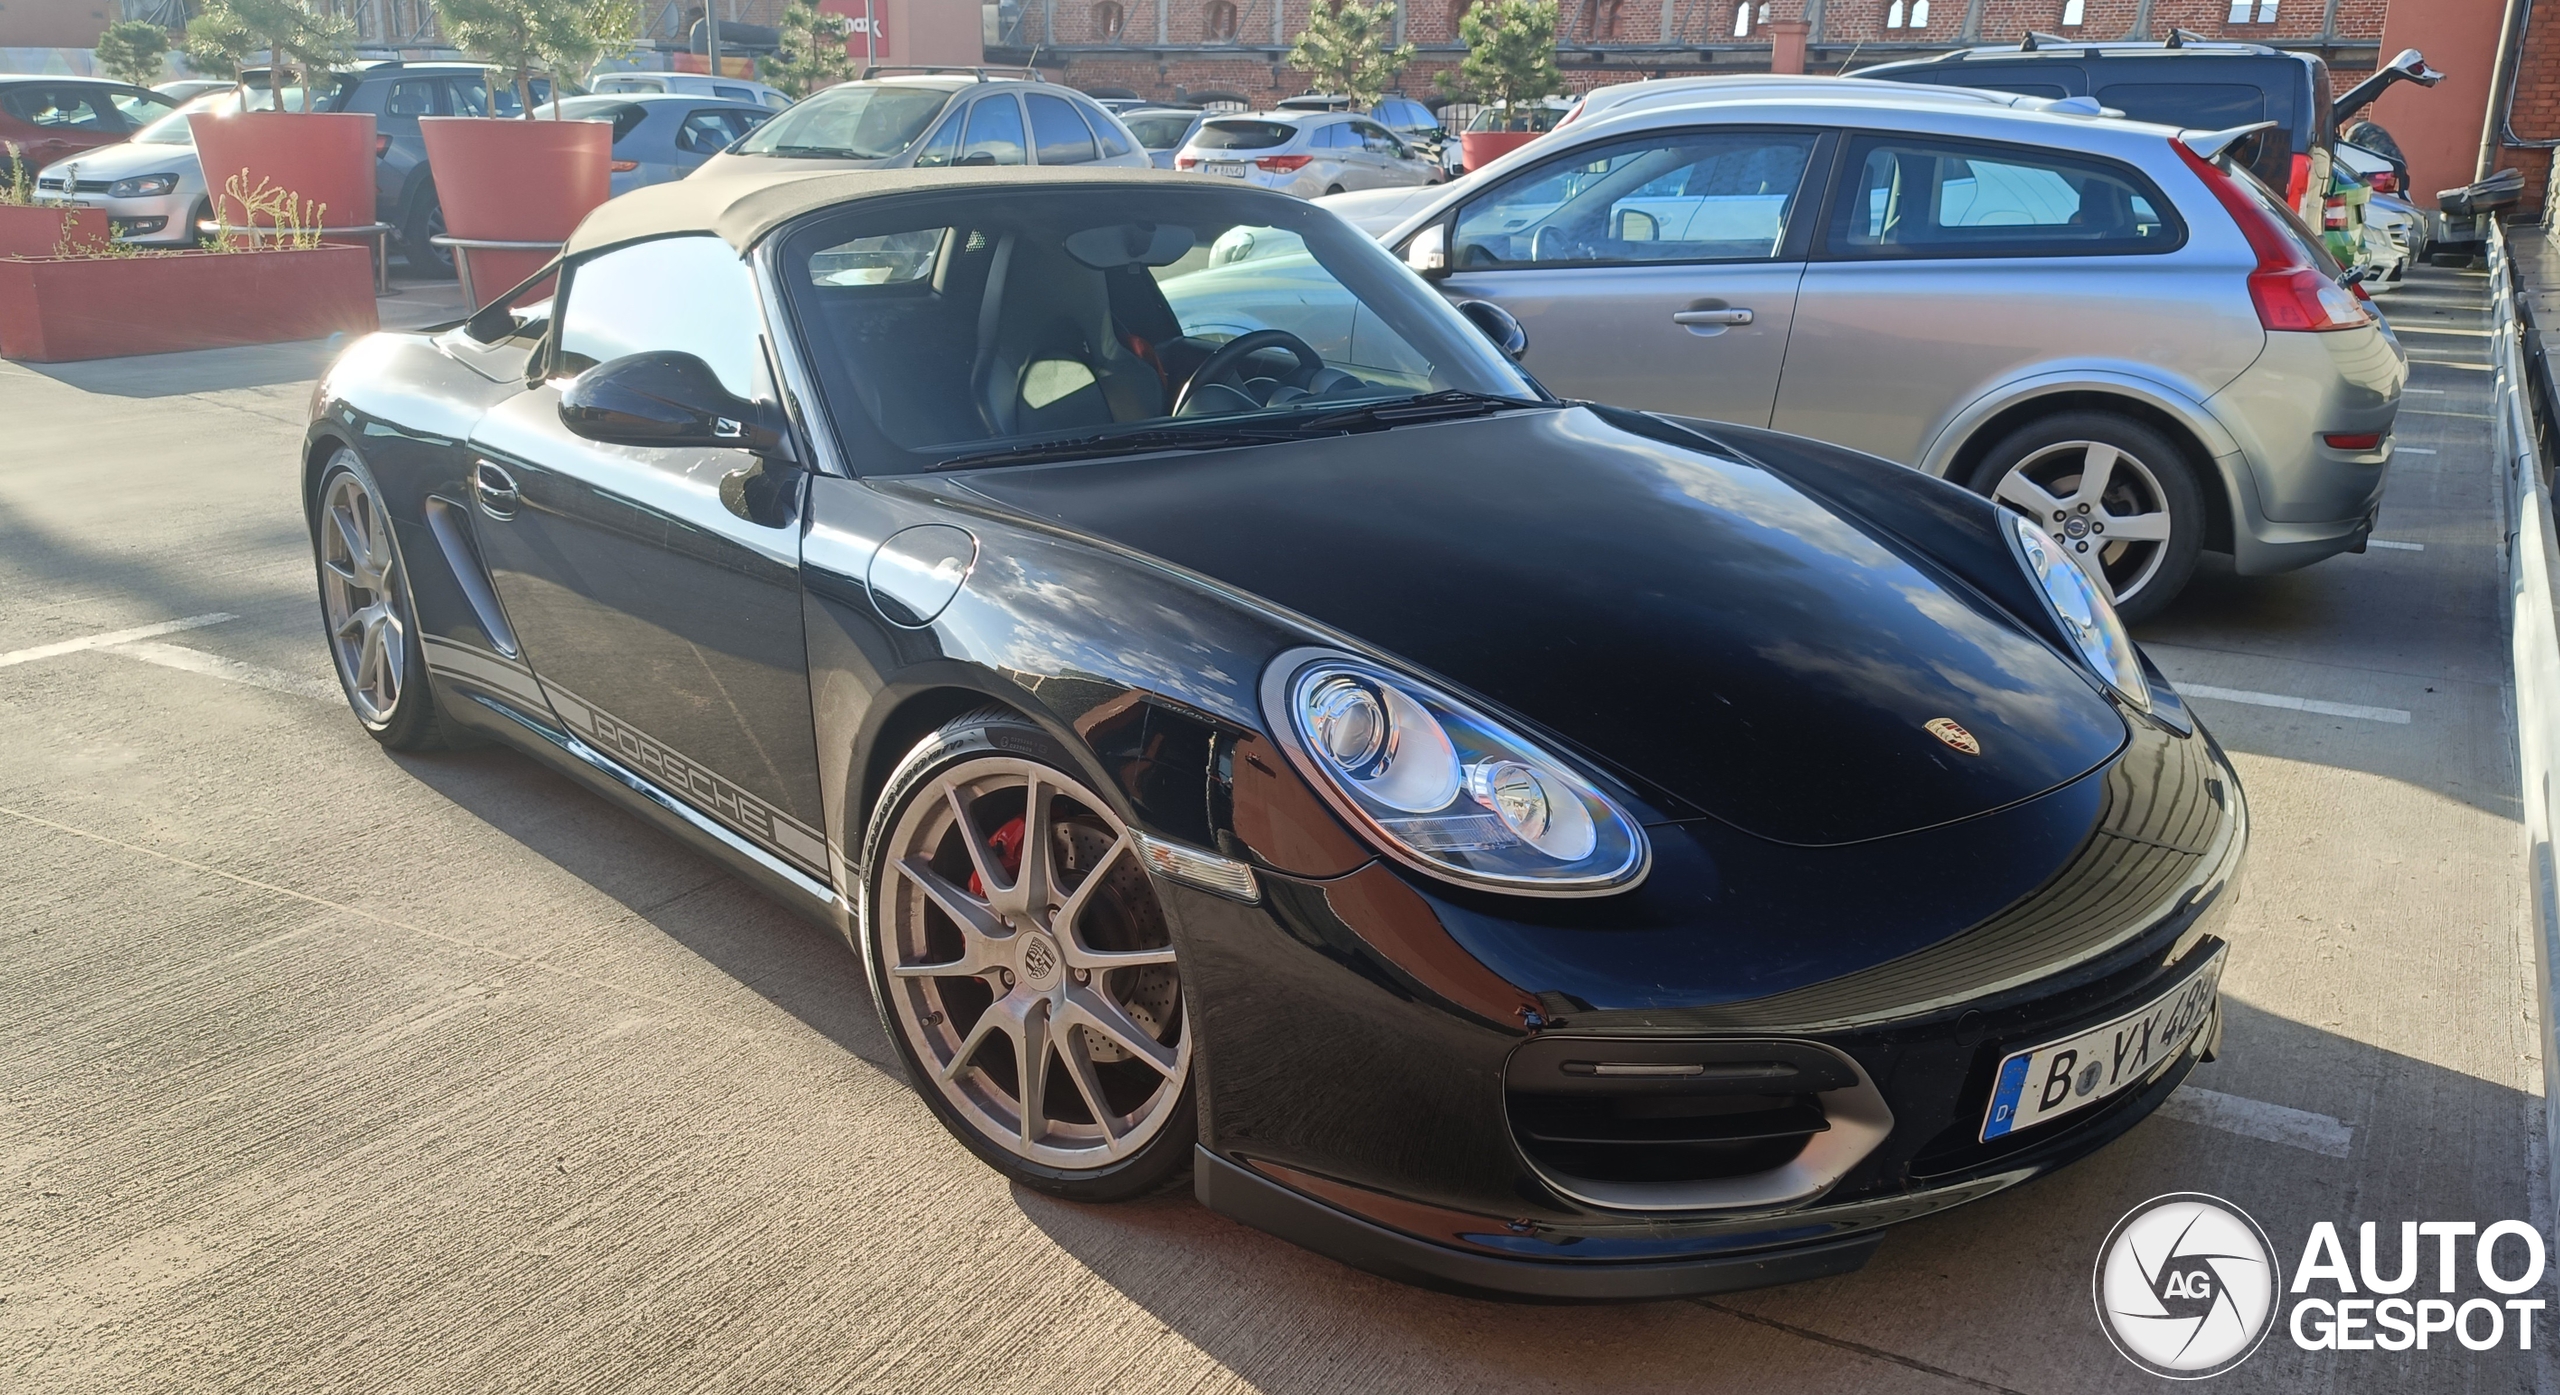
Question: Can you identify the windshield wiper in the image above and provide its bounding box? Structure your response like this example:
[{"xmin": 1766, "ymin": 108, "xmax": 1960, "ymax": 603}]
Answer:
[
  {"xmin": 1283, "ymin": 389, "xmax": 1549, "ymax": 434},
  {"xmin": 762, "ymin": 145, "xmax": 879, "ymax": 159},
  {"xmin": 928, "ymin": 425, "xmax": 1313, "ymax": 472}
]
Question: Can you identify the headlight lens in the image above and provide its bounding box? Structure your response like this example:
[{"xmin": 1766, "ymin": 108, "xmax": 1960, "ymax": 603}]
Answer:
[
  {"xmin": 2008, "ymin": 512, "xmax": 2149, "ymax": 708},
  {"xmin": 107, "ymin": 173, "xmax": 179, "ymax": 198},
  {"xmin": 1264, "ymin": 650, "xmax": 1647, "ymax": 895}
]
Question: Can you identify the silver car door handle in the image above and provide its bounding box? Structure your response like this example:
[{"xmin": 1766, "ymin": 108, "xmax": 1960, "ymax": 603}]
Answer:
[
  {"xmin": 1671, "ymin": 308, "xmax": 1754, "ymax": 326},
  {"xmin": 472, "ymin": 459, "xmax": 519, "ymax": 519}
]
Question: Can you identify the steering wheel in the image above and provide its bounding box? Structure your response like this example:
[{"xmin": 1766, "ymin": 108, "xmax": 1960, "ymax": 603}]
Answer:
[
  {"xmin": 1530, "ymin": 223, "xmax": 1597, "ymax": 263},
  {"xmin": 1173, "ymin": 328, "xmax": 1328, "ymax": 416}
]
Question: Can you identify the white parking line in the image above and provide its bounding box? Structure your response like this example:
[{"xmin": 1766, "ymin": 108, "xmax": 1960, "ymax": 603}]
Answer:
[
  {"xmin": 2368, "ymin": 539, "xmax": 2426, "ymax": 550},
  {"xmin": 2392, "ymin": 323, "xmax": 2491, "ymax": 337},
  {"xmin": 2159, "ymin": 1085, "xmax": 2355, "ymax": 1159},
  {"xmin": 2408, "ymin": 360, "xmax": 2493, "ymax": 371},
  {"xmin": 2177, "ymin": 683, "xmax": 2412, "ymax": 724},
  {"xmin": 2406, "ymin": 387, "xmax": 2448, "ymax": 394},
  {"xmin": 108, "ymin": 641, "xmax": 339, "ymax": 702},
  {"xmin": 0, "ymin": 613, "xmax": 235, "ymax": 669},
  {"xmin": 2396, "ymin": 447, "xmax": 2439, "ymax": 455}
]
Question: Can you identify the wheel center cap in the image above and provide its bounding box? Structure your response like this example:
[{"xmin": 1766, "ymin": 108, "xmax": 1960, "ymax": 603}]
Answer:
[
  {"xmin": 2063, "ymin": 517, "xmax": 2090, "ymax": 539},
  {"xmin": 1018, "ymin": 931, "xmax": 1062, "ymax": 991}
]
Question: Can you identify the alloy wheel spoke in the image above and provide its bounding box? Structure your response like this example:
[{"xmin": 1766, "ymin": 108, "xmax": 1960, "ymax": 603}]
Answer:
[
  {"xmin": 1014, "ymin": 995, "xmax": 1053, "ymax": 1146},
  {"xmin": 1002, "ymin": 772, "xmax": 1057, "ymax": 920},
  {"xmin": 1050, "ymin": 831, "xmax": 1129, "ymax": 958},
  {"xmin": 2100, "ymin": 509, "xmax": 2172, "ymax": 542},
  {"xmin": 1058, "ymin": 1029, "xmax": 1122, "ymax": 1140},
  {"xmin": 895, "ymin": 854, "xmax": 1008, "ymax": 946},
  {"xmin": 331, "ymin": 502, "xmax": 374, "ymax": 585},
  {"xmin": 1070, "ymin": 944, "xmax": 1179, "ymax": 973},
  {"xmin": 323, "ymin": 555, "xmax": 360, "ymax": 586},
  {"xmin": 2068, "ymin": 443, "xmax": 2120, "ymax": 511},
  {"xmin": 944, "ymin": 785, "xmax": 1003, "ymax": 899},
  {"xmin": 1061, "ymin": 983, "xmax": 1177, "ymax": 1077},
  {"xmin": 938, "ymin": 1009, "xmax": 1003, "ymax": 1084},
  {"xmin": 1993, "ymin": 470, "xmax": 2068, "ymax": 519}
]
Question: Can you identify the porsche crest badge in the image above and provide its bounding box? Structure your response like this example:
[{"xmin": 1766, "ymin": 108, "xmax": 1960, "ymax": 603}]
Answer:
[{"xmin": 1925, "ymin": 718, "xmax": 1981, "ymax": 756}]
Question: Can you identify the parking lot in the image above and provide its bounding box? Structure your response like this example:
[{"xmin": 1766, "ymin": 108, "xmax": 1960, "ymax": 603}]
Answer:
[{"xmin": 0, "ymin": 262, "xmax": 2545, "ymax": 1394}]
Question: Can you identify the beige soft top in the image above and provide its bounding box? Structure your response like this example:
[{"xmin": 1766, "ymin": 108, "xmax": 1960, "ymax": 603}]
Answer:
[{"xmin": 561, "ymin": 165, "xmax": 1220, "ymax": 260}]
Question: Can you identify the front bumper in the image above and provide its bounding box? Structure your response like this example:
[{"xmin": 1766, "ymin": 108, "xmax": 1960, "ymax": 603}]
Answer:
[
  {"xmin": 41, "ymin": 188, "xmax": 200, "ymax": 245},
  {"xmin": 1182, "ymin": 710, "xmax": 2244, "ymax": 1300}
]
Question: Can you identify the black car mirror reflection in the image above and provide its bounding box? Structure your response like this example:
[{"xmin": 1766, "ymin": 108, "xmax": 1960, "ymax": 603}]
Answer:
[
  {"xmin": 558, "ymin": 351, "xmax": 797, "ymax": 463},
  {"xmin": 1456, "ymin": 299, "xmax": 1528, "ymax": 361}
]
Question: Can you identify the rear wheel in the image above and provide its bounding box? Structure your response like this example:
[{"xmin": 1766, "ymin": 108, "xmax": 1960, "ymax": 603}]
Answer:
[
  {"xmin": 401, "ymin": 187, "xmax": 453, "ymax": 277},
  {"xmin": 1966, "ymin": 411, "xmax": 2203, "ymax": 624},
  {"xmin": 314, "ymin": 449, "xmax": 452, "ymax": 750},
  {"xmin": 861, "ymin": 712, "xmax": 1194, "ymax": 1202}
]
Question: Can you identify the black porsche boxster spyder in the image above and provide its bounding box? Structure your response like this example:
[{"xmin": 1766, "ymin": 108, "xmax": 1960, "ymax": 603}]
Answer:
[{"xmin": 302, "ymin": 166, "xmax": 2244, "ymax": 1301}]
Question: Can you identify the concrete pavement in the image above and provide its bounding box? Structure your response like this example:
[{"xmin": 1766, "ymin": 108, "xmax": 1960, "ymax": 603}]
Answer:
[{"xmin": 0, "ymin": 267, "xmax": 2543, "ymax": 1393}]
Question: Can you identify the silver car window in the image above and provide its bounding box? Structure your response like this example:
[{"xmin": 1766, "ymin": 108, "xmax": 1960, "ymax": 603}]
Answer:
[
  {"xmin": 962, "ymin": 95, "xmax": 1028, "ymax": 165},
  {"xmin": 1453, "ymin": 130, "xmax": 1819, "ymax": 268},
  {"xmin": 1824, "ymin": 135, "xmax": 2182, "ymax": 260},
  {"xmin": 1027, "ymin": 92, "xmax": 1098, "ymax": 164}
]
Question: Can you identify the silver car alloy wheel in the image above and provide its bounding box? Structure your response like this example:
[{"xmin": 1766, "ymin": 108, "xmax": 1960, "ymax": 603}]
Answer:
[
  {"xmin": 879, "ymin": 756, "xmax": 1190, "ymax": 1169},
  {"xmin": 317, "ymin": 459, "xmax": 409, "ymax": 726},
  {"xmin": 1989, "ymin": 440, "xmax": 2174, "ymax": 608}
]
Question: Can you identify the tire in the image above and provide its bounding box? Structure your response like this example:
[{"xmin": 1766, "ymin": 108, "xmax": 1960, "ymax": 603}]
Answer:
[
  {"xmin": 401, "ymin": 186, "xmax": 453, "ymax": 277},
  {"xmin": 313, "ymin": 449, "xmax": 454, "ymax": 751},
  {"xmin": 1324, "ymin": 184, "xmax": 1345, "ymax": 196},
  {"xmin": 1965, "ymin": 410, "xmax": 2204, "ymax": 624},
  {"xmin": 860, "ymin": 710, "xmax": 1196, "ymax": 1202}
]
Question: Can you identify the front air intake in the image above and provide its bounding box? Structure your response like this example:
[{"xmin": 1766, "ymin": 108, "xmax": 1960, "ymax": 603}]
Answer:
[{"xmin": 1504, "ymin": 1038, "xmax": 1893, "ymax": 1212}]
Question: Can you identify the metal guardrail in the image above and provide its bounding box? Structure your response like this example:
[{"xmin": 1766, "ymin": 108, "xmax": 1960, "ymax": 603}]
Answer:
[
  {"xmin": 206, "ymin": 221, "xmax": 396, "ymax": 294},
  {"xmin": 2489, "ymin": 217, "xmax": 2560, "ymax": 1213}
]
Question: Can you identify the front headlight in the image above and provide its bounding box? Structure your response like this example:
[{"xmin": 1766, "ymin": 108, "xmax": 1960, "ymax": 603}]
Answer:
[
  {"xmin": 1261, "ymin": 648, "xmax": 1648, "ymax": 896},
  {"xmin": 107, "ymin": 173, "xmax": 179, "ymax": 198},
  {"xmin": 2008, "ymin": 512, "xmax": 2149, "ymax": 709}
]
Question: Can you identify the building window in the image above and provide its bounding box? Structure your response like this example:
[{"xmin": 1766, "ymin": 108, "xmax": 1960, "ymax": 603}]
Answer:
[
  {"xmin": 2061, "ymin": 0, "xmax": 2083, "ymax": 24},
  {"xmin": 2227, "ymin": 0, "xmax": 2277, "ymax": 21},
  {"xmin": 1205, "ymin": 0, "xmax": 1238, "ymax": 41},
  {"xmin": 1733, "ymin": 2, "xmax": 1749, "ymax": 35},
  {"xmin": 1092, "ymin": 0, "xmax": 1124, "ymax": 39},
  {"xmin": 1885, "ymin": 0, "xmax": 1928, "ymax": 27}
]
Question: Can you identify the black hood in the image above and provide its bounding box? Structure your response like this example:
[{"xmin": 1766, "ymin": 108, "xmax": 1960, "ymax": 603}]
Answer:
[{"xmin": 963, "ymin": 407, "xmax": 2128, "ymax": 846}]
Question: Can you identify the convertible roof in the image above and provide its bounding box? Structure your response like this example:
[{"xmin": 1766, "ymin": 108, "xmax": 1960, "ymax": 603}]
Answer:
[{"xmin": 562, "ymin": 166, "xmax": 1200, "ymax": 260}]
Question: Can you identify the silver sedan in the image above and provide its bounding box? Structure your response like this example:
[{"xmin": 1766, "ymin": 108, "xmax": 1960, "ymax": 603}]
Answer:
[{"xmin": 550, "ymin": 93, "xmax": 772, "ymax": 196}]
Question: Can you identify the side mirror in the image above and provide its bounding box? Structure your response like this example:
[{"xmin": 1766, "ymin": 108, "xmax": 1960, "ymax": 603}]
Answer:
[
  {"xmin": 2391, "ymin": 47, "xmax": 2444, "ymax": 87},
  {"xmin": 956, "ymin": 150, "xmax": 999, "ymax": 167},
  {"xmin": 1404, "ymin": 221, "xmax": 1448, "ymax": 277},
  {"xmin": 559, "ymin": 351, "xmax": 796, "ymax": 461},
  {"xmin": 2332, "ymin": 48, "xmax": 2443, "ymax": 126},
  {"xmin": 1456, "ymin": 298, "xmax": 1527, "ymax": 361}
]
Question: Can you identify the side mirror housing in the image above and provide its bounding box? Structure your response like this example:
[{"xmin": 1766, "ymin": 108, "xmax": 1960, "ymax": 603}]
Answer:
[
  {"xmin": 1456, "ymin": 298, "xmax": 1527, "ymax": 361},
  {"xmin": 559, "ymin": 351, "xmax": 796, "ymax": 461},
  {"xmin": 1404, "ymin": 221, "xmax": 1448, "ymax": 278}
]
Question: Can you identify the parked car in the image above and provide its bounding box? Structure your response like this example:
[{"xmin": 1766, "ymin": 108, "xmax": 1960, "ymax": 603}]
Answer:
[
  {"xmin": 0, "ymin": 75, "xmax": 177, "ymax": 187},
  {"xmin": 588, "ymin": 71, "xmax": 792, "ymax": 111},
  {"xmin": 695, "ymin": 74, "xmax": 1150, "ymax": 176},
  {"xmin": 152, "ymin": 78, "xmax": 238, "ymax": 105},
  {"xmin": 550, "ymin": 93, "xmax": 773, "ymax": 196},
  {"xmin": 303, "ymin": 162, "xmax": 2243, "ymax": 1301},
  {"xmin": 1376, "ymin": 83, "xmax": 2405, "ymax": 620},
  {"xmin": 1117, "ymin": 105, "xmax": 1206, "ymax": 170},
  {"xmin": 1175, "ymin": 110, "xmax": 1441, "ymax": 197},
  {"xmin": 32, "ymin": 90, "xmax": 230, "ymax": 244},
  {"xmin": 1863, "ymin": 37, "xmax": 2342, "ymax": 229}
]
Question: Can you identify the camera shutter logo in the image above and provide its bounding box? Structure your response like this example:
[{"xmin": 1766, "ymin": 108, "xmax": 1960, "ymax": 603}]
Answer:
[{"xmin": 2094, "ymin": 1193, "xmax": 2281, "ymax": 1378}]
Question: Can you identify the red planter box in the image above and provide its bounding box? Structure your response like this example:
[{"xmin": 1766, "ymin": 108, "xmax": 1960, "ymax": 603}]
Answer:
[
  {"xmin": 0, "ymin": 203, "xmax": 111, "ymax": 258},
  {"xmin": 189, "ymin": 110, "xmax": 378, "ymax": 238},
  {"xmin": 0, "ymin": 243, "xmax": 378, "ymax": 362},
  {"xmin": 419, "ymin": 117, "xmax": 610, "ymax": 306},
  {"xmin": 1459, "ymin": 130, "xmax": 1543, "ymax": 174}
]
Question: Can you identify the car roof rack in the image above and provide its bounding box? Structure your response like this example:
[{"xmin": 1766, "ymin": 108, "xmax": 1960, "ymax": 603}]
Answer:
[
  {"xmin": 2163, "ymin": 26, "xmax": 2205, "ymax": 48},
  {"xmin": 859, "ymin": 65, "xmax": 1041, "ymax": 82},
  {"xmin": 2017, "ymin": 31, "xmax": 2077, "ymax": 52}
]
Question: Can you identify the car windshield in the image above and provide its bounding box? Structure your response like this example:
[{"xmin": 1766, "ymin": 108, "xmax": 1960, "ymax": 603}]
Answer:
[
  {"xmin": 779, "ymin": 185, "xmax": 1542, "ymax": 471},
  {"xmin": 1123, "ymin": 112, "xmax": 1195, "ymax": 149},
  {"xmin": 734, "ymin": 83, "xmax": 949, "ymax": 157},
  {"xmin": 131, "ymin": 91, "xmax": 232, "ymax": 144}
]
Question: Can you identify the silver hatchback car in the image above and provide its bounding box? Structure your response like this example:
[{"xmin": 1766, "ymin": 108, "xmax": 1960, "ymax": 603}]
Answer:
[
  {"xmin": 1176, "ymin": 111, "xmax": 1445, "ymax": 199},
  {"xmin": 1378, "ymin": 84, "xmax": 2404, "ymax": 619}
]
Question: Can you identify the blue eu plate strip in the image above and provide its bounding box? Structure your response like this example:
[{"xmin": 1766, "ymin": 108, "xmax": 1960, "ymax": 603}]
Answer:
[{"xmin": 1984, "ymin": 1054, "xmax": 2031, "ymax": 1139}]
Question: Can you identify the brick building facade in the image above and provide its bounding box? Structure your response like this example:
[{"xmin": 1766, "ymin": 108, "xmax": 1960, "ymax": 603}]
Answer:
[{"xmin": 988, "ymin": 0, "xmax": 2389, "ymax": 110}]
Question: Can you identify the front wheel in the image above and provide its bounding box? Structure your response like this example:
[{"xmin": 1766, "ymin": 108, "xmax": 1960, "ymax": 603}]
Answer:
[
  {"xmin": 1967, "ymin": 411, "xmax": 2204, "ymax": 624},
  {"xmin": 861, "ymin": 711, "xmax": 1196, "ymax": 1201},
  {"xmin": 314, "ymin": 450, "xmax": 452, "ymax": 750}
]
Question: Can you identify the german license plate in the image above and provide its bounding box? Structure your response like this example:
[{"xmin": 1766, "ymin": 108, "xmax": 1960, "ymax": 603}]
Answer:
[
  {"xmin": 1206, "ymin": 160, "xmax": 1249, "ymax": 177},
  {"xmin": 1980, "ymin": 949, "xmax": 2224, "ymax": 1142}
]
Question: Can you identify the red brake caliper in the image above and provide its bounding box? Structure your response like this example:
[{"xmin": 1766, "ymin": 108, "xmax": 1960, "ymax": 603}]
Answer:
[{"xmin": 968, "ymin": 816, "xmax": 1027, "ymax": 899}]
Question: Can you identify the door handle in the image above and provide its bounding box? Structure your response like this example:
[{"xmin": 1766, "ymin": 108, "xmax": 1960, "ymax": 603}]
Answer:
[
  {"xmin": 471, "ymin": 459, "xmax": 519, "ymax": 520},
  {"xmin": 1671, "ymin": 307, "xmax": 1754, "ymax": 327}
]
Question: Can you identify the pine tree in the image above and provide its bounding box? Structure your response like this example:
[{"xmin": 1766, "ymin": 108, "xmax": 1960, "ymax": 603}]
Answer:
[
  {"xmin": 1441, "ymin": 0, "xmax": 1561, "ymax": 128},
  {"xmin": 765, "ymin": 2, "xmax": 858, "ymax": 100},
  {"xmin": 1285, "ymin": 1, "xmax": 1414, "ymax": 108},
  {"xmin": 95, "ymin": 20, "xmax": 171, "ymax": 90},
  {"xmin": 184, "ymin": 0, "xmax": 354, "ymax": 111}
]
